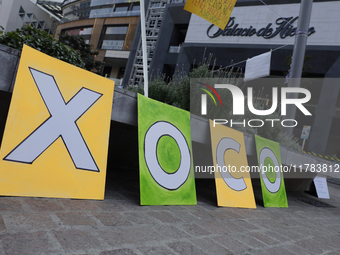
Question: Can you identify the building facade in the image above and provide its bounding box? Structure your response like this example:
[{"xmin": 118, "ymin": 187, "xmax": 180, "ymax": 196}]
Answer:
[
  {"xmin": 124, "ymin": 0, "xmax": 340, "ymax": 156},
  {"xmin": 55, "ymin": 0, "xmax": 140, "ymax": 81},
  {"xmin": 0, "ymin": 0, "xmax": 61, "ymax": 34}
]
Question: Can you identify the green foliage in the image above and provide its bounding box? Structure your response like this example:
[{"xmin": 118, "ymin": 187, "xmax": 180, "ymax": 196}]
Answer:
[
  {"xmin": 0, "ymin": 26, "xmax": 84, "ymax": 68},
  {"xmin": 59, "ymin": 34, "xmax": 104, "ymax": 74},
  {"xmin": 0, "ymin": 26, "xmax": 3, "ymax": 35}
]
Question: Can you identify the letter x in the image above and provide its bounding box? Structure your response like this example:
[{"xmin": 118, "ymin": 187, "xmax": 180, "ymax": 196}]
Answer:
[{"xmin": 4, "ymin": 68, "xmax": 102, "ymax": 172}]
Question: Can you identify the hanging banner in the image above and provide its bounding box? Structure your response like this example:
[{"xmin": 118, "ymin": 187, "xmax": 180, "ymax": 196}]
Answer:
[
  {"xmin": 0, "ymin": 45, "xmax": 114, "ymax": 200},
  {"xmin": 184, "ymin": 0, "xmax": 237, "ymax": 30},
  {"xmin": 244, "ymin": 51, "xmax": 272, "ymax": 82},
  {"xmin": 138, "ymin": 94, "xmax": 197, "ymax": 205},
  {"xmin": 210, "ymin": 120, "xmax": 256, "ymax": 208},
  {"xmin": 255, "ymin": 135, "xmax": 288, "ymax": 207}
]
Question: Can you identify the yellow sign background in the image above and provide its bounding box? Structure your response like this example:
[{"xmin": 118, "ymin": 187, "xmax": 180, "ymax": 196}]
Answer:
[
  {"xmin": 0, "ymin": 45, "xmax": 114, "ymax": 200},
  {"xmin": 210, "ymin": 120, "xmax": 256, "ymax": 208},
  {"xmin": 184, "ymin": 0, "xmax": 237, "ymax": 30}
]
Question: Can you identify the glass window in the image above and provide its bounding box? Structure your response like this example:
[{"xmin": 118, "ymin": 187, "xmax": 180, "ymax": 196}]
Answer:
[
  {"xmin": 19, "ymin": 6, "xmax": 25, "ymax": 14},
  {"xmin": 105, "ymin": 26, "xmax": 128, "ymax": 35},
  {"xmin": 38, "ymin": 21, "xmax": 45, "ymax": 29},
  {"xmin": 150, "ymin": 2, "xmax": 160, "ymax": 8},
  {"xmin": 132, "ymin": 3, "xmax": 140, "ymax": 11},
  {"xmin": 63, "ymin": 27, "xmax": 93, "ymax": 36},
  {"xmin": 27, "ymin": 13, "xmax": 33, "ymax": 20},
  {"xmin": 101, "ymin": 40, "xmax": 124, "ymax": 50},
  {"xmin": 114, "ymin": 4, "xmax": 129, "ymax": 12}
]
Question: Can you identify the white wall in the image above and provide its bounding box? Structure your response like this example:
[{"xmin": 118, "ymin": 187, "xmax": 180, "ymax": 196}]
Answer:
[
  {"xmin": 185, "ymin": 1, "xmax": 340, "ymax": 46},
  {"xmin": 0, "ymin": 0, "xmax": 58, "ymax": 33}
]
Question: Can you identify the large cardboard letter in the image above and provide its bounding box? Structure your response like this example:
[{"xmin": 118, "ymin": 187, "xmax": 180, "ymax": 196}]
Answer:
[
  {"xmin": 0, "ymin": 45, "xmax": 114, "ymax": 200},
  {"xmin": 210, "ymin": 120, "xmax": 256, "ymax": 208},
  {"xmin": 255, "ymin": 135, "xmax": 288, "ymax": 207},
  {"xmin": 138, "ymin": 94, "xmax": 196, "ymax": 205}
]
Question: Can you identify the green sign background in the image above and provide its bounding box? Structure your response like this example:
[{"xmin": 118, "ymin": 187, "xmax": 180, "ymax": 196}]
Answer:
[
  {"xmin": 138, "ymin": 94, "xmax": 197, "ymax": 205},
  {"xmin": 255, "ymin": 135, "xmax": 288, "ymax": 208}
]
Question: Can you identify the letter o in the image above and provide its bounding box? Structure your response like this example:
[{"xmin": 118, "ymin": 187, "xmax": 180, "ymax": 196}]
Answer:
[
  {"xmin": 216, "ymin": 138, "xmax": 247, "ymax": 191},
  {"xmin": 248, "ymin": 119, "xmax": 264, "ymax": 128},
  {"xmin": 281, "ymin": 119, "xmax": 298, "ymax": 127},
  {"xmin": 144, "ymin": 121, "xmax": 191, "ymax": 190},
  {"xmin": 259, "ymin": 147, "xmax": 281, "ymax": 193}
]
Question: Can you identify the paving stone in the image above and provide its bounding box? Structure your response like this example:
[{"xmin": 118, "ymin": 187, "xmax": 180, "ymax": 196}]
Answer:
[
  {"xmin": 182, "ymin": 223, "xmax": 211, "ymax": 236},
  {"xmin": 233, "ymin": 219, "xmax": 261, "ymax": 230},
  {"xmin": 93, "ymin": 212, "xmax": 132, "ymax": 226},
  {"xmin": 24, "ymin": 198, "xmax": 64, "ymax": 212},
  {"xmin": 98, "ymin": 226, "xmax": 164, "ymax": 246},
  {"xmin": 92, "ymin": 198, "xmax": 125, "ymax": 211},
  {"xmin": 153, "ymin": 225, "xmax": 189, "ymax": 239},
  {"xmin": 205, "ymin": 211, "xmax": 231, "ymax": 221},
  {"xmin": 273, "ymin": 227, "xmax": 307, "ymax": 241},
  {"xmin": 188, "ymin": 210, "xmax": 215, "ymax": 221},
  {"xmin": 119, "ymin": 201, "xmax": 150, "ymax": 212},
  {"xmin": 192, "ymin": 237, "xmax": 233, "ymax": 255},
  {"xmin": 138, "ymin": 246, "xmax": 177, "ymax": 255},
  {"xmin": 213, "ymin": 233, "xmax": 251, "ymax": 253},
  {"xmin": 264, "ymin": 246, "xmax": 296, "ymax": 255},
  {"xmin": 0, "ymin": 198, "xmax": 24, "ymax": 212},
  {"xmin": 3, "ymin": 213, "xmax": 57, "ymax": 230},
  {"xmin": 56, "ymin": 212, "xmax": 96, "ymax": 226},
  {"xmin": 219, "ymin": 220, "xmax": 247, "ymax": 233},
  {"xmin": 313, "ymin": 235, "xmax": 340, "ymax": 249},
  {"xmin": 213, "ymin": 208, "xmax": 245, "ymax": 220},
  {"xmin": 229, "ymin": 208, "xmax": 259, "ymax": 219},
  {"xmin": 170, "ymin": 210, "xmax": 200, "ymax": 223},
  {"xmin": 148, "ymin": 211, "xmax": 182, "ymax": 223},
  {"xmin": 0, "ymin": 231, "xmax": 57, "ymax": 254},
  {"xmin": 198, "ymin": 221, "xmax": 229, "ymax": 234},
  {"xmin": 233, "ymin": 233, "xmax": 267, "ymax": 249},
  {"xmin": 252, "ymin": 218, "xmax": 287, "ymax": 230},
  {"xmin": 285, "ymin": 244, "xmax": 318, "ymax": 255},
  {"xmin": 324, "ymin": 251, "xmax": 340, "ymax": 255},
  {"xmin": 53, "ymin": 229, "xmax": 102, "ymax": 251},
  {"xmin": 100, "ymin": 248, "xmax": 138, "ymax": 255},
  {"xmin": 295, "ymin": 239, "xmax": 328, "ymax": 254},
  {"xmin": 248, "ymin": 231, "xmax": 280, "ymax": 245},
  {"xmin": 60, "ymin": 199, "xmax": 101, "ymax": 211},
  {"xmin": 263, "ymin": 230, "xmax": 292, "ymax": 243},
  {"xmin": 167, "ymin": 241, "xmax": 208, "ymax": 255},
  {"xmin": 123, "ymin": 212, "xmax": 158, "ymax": 225}
]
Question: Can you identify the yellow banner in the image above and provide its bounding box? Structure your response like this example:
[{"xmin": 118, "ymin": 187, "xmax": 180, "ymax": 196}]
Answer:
[
  {"xmin": 184, "ymin": 0, "xmax": 237, "ymax": 30},
  {"xmin": 0, "ymin": 45, "xmax": 114, "ymax": 200},
  {"xmin": 209, "ymin": 120, "xmax": 256, "ymax": 208}
]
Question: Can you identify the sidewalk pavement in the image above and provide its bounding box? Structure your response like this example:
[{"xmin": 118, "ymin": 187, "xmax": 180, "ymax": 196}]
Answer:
[{"xmin": 0, "ymin": 169, "xmax": 339, "ymax": 255}]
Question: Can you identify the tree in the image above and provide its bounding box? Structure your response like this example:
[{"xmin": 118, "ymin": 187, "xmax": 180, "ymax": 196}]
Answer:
[
  {"xmin": 0, "ymin": 26, "xmax": 85, "ymax": 69},
  {"xmin": 59, "ymin": 34, "xmax": 104, "ymax": 74}
]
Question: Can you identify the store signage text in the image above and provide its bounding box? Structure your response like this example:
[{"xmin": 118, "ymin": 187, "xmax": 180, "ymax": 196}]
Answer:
[{"xmin": 207, "ymin": 16, "xmax": 316, "ymax": 39}]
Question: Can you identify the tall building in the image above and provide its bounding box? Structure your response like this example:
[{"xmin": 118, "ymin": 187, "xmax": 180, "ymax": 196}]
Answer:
[
  {"xmin": 124, "ymin": 0, "xmax": 340, "ymax": 156},
  {"xmin": 124, "ymin": 0, "xmax": 185, "ymax": 87},
  {"xmin": 0, "ymin": 0, "xmax": 61, "ymax": 34},
  {"xmin": 55, "ymin": 0, "xmax": 141, "ymax": 83}
]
